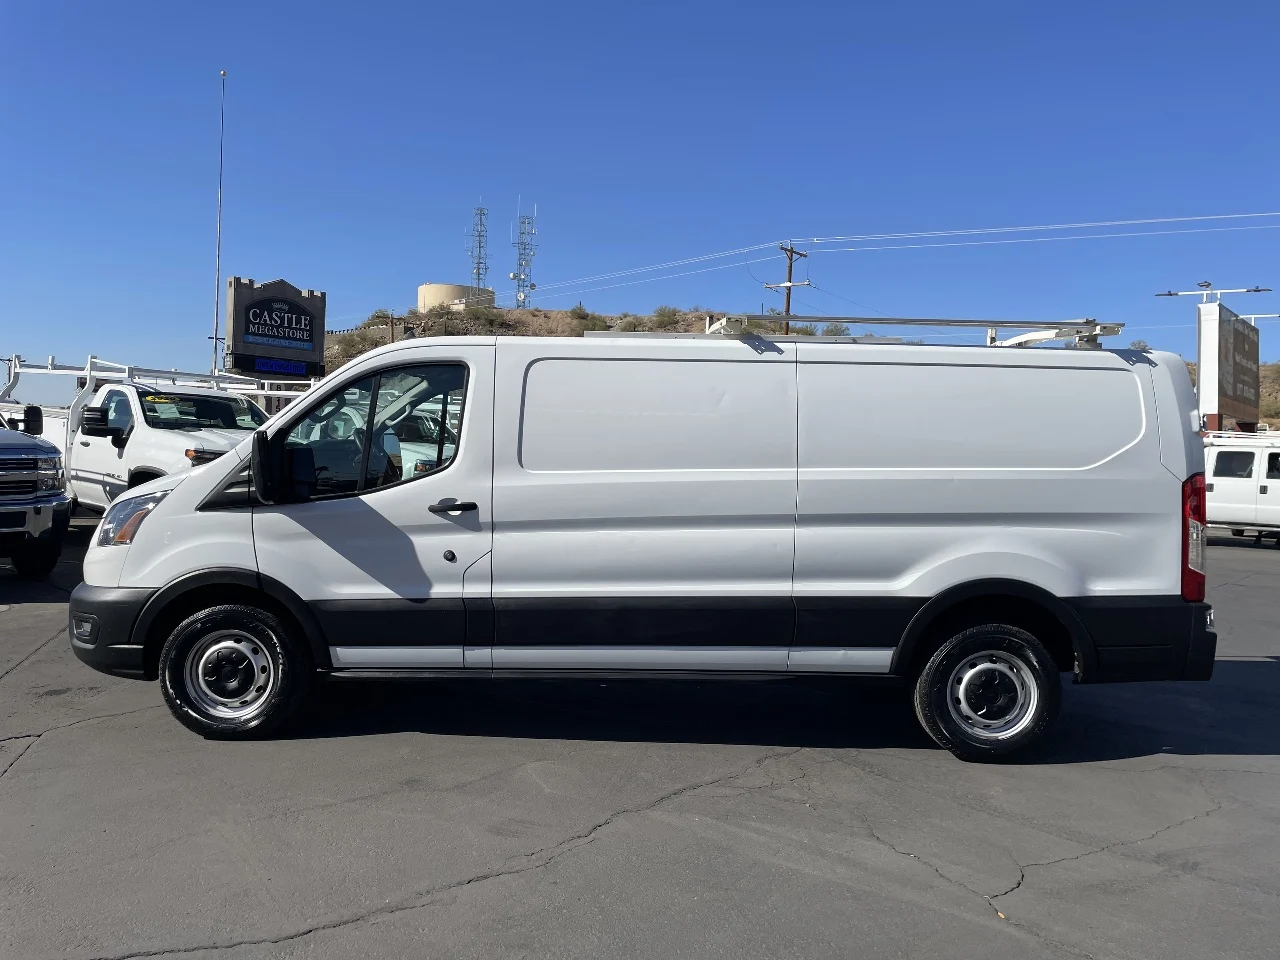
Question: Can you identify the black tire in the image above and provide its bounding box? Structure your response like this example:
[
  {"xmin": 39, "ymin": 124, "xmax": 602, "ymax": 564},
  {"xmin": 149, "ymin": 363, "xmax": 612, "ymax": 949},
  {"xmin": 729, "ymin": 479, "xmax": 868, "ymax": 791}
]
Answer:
[
  {"xmin": 10, "ymin": 539, "xmax": 60, "ymax": 579},
  {"xmin": 913, "ymin": 624, "xmax": 1061, "ymax": 762},
  {"xmin": 159, "ymin": 604, "xmax": 312, "ymax": 738}
]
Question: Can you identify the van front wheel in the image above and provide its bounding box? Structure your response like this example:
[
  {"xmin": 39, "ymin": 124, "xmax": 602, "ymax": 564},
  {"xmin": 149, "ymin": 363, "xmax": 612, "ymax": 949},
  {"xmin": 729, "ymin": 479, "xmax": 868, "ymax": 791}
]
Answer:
[
  {"xmin": 913, "ymin": 624, "xmax": 1061, "ymax": 762},
  {"xmin": 159, "ymin": 604, "xmax": 311, "ymax": 738}
]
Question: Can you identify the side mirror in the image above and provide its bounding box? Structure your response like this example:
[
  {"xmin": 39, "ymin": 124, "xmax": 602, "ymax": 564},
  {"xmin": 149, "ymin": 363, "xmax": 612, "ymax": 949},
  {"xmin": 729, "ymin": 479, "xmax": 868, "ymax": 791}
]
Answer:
[
  {"xmin": 80, "ymin": 406, "xmax": 114, "ymax": 438},
  {"xmin": 21, "ymin": 405, "xmax": 43, "ymax": 436},
  {"xmin": 250, "ymin": 429, "xmax": 276, "ymax": 504},
  {"xmin": 110, "ymin": 430, "xmax": 130, "ymax": 450}
]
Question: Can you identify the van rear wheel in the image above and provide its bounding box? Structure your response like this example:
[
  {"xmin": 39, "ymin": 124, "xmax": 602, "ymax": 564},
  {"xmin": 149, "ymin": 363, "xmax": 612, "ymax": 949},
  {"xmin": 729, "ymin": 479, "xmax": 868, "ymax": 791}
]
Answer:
[
  {"xmin": 913, "ymin": 624, "xmax": 1061, "ymax": 762},
  {"xmin": 159, "ymin": 604, "xmax": 311, "ymax": 738}
]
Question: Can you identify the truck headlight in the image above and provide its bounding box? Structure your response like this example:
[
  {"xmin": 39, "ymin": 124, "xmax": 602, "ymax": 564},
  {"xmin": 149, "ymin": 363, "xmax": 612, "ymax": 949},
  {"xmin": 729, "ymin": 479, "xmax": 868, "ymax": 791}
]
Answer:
[
  {"xmin": 37, "ymin": 456, "xmax": 64, "ymax": 491},
  {"xmin": 97, "ymin": 491, "xmax": 168, "ymax": 547},
  {"xmin": 185, "ymin": 448, "xmax": 223, "ymax": 466}
]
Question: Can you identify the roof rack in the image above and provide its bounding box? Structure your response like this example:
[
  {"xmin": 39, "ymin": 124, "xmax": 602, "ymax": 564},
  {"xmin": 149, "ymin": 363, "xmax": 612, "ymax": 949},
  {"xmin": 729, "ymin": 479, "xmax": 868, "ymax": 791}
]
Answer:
[
  {"xmin": 584, "ymin": 315, "xmax": 1123, "ymax": 348},
  {"xmin": 703, "ymin": 315, "xmax": 1123, "ymax": 348},
  {"xmin": 0, "ymin": 355, "xmax": 316, "ymax": 405},
  {"xmin": 1204, "ymin": 429, "xmax": 1277, "ymax": 442}
]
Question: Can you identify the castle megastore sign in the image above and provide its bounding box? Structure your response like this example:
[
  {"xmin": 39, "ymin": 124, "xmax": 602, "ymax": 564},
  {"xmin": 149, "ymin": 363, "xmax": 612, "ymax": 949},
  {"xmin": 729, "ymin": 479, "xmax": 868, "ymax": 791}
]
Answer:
[
  {"xmin": 244, "ymin": 298, "xmax": 315, "ymax": 350},
  {"xmin": 226, "ymin": 277, "xmax": 326, "ymax": 378}
]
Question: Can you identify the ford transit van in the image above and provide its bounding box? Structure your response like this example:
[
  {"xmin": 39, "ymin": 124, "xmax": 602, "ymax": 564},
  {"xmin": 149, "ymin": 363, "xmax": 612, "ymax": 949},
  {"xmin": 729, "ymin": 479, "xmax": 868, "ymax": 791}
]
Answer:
[{"xmin": 68, "ymin": 334, "xmax": 1215, "ymax": 761}]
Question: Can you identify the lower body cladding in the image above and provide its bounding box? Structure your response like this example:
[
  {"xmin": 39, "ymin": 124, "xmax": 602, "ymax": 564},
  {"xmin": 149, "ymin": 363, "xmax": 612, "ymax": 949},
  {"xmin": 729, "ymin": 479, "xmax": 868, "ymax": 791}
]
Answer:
[
  {"xmin": 321, "ymin": 596, "xmax": 892, "ymax": 676},
  {"xmin": 67, "ymin": 587, "xmax": 1217, "ymax": 685}
]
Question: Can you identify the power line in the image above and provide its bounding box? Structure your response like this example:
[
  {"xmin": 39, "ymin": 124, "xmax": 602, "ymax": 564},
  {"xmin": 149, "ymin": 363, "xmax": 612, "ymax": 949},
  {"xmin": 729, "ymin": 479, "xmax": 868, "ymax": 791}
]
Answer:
[
  {"xmin": 489, "ymin": 210, "xmax": 1280, "ymax": 304},
  {"xmin": 808, "ymin": 222, "xmax": 1280, "ymax": 255},
  {"xmin": 800, "ymin": 210, "xmax": 1280, "ymax": 245},
  {"xmin": 525, "ymin": 255, "xmax": 784, "ymax": 304}
]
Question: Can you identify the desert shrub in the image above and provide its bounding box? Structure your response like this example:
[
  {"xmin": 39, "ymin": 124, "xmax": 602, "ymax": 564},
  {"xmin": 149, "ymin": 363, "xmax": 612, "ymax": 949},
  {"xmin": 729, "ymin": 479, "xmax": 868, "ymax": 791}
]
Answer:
[{"xmin": 652, "ymin": 305, "xmax": 682, "ymax": 328}]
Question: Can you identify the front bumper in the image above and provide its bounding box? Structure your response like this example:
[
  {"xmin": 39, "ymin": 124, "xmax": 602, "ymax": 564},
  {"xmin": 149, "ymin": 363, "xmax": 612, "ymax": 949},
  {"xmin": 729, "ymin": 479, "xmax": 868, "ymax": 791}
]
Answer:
[
  {"xmin": 68, "ymin": 582, "xmax": 155, "ymax": 679},
  {"xmin": 1069, "ymin": 597, "xmax": 1217, "ymax": 683},
  {"xmin": 0, "ymin": 494, "xmax": 71, "ymax": 553}
]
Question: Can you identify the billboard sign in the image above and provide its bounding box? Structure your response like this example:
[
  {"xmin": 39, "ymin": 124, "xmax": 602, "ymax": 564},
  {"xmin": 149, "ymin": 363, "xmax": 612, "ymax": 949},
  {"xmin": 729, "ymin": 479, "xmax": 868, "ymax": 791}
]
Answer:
[
  {"xmin": 1197, "ymin": 301, "xmax": 1260, "ymax": 424},
  {"xmin": 226, "ymin": 277, "xmax": 326, "ymax": 378}
]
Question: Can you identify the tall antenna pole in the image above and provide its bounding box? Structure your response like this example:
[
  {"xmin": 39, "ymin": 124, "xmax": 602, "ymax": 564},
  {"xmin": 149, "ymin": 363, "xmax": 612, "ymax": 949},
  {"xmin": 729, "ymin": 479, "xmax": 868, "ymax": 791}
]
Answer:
[
  {"xmin": 467, "ymin": 202, "xmax": 489, "ymax": 299},
  {"xmin": 763, "ymin": 242, "xmax": 810, "ymax": 334},
  {"xmin": 210, "ymin": 70, "xmax": 227, "ymax": 373},
  {"xmin": 511, "ymin": 201, "xmax": 537, "ymax": 309}
]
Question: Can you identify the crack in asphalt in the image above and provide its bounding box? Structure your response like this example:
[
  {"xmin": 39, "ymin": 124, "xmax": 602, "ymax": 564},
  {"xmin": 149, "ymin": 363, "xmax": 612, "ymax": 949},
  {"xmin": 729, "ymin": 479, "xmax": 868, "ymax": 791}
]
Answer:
[
  {"xmin": 83, "ymin": 746, "xmax": 804, "ymax": 960},
  {"xmin": 988, "ymin": 788, "xmax": 1223, "ymax": 903},
  {"xmin": 0, "ymin": 706, "xmax": 163, "ymax": 783},
  {"xmin": 0, "ymin": 736, "xmax": 38, "ymax": 780},
  {"xmin": 0, "ymin": 626, "xmax": 67, "ymax": 683}
]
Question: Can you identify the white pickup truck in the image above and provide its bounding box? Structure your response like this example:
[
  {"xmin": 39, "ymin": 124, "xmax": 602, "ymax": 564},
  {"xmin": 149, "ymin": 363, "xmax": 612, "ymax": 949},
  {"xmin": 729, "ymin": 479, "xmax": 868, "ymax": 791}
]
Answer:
[
  {"xmin": 2, "ymin": 357, "xmax": 274, "ymax": 514},
  {"xmin": 1204, "ymin": 430, "xmax": 1280, "ymax": 544}
]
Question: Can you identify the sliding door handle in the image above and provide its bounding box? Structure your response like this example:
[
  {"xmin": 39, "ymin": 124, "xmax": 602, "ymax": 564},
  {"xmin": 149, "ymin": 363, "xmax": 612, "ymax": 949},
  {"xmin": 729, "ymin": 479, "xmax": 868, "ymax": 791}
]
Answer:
[{"xmin": 429, "ymin": 501, "xmax": 478, "ymax": 514}]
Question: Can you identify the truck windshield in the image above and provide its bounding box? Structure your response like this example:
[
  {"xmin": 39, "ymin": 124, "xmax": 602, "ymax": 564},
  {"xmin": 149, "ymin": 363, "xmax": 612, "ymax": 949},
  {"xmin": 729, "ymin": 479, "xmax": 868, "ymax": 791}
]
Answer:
[{"xmin": 133, "ymin": 389, "xmax": 268, "ymax": 430}]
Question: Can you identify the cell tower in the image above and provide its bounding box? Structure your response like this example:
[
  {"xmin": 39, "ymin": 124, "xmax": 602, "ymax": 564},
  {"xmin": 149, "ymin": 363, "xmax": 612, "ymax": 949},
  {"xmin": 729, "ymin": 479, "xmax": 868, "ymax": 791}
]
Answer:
[
  {"xmin": 510, "ymin": 203, "xmax": 537, "ymax": 308},
  {"xmin": 466, "ymin": 204, "xmax": 488, "ymax": 296}
]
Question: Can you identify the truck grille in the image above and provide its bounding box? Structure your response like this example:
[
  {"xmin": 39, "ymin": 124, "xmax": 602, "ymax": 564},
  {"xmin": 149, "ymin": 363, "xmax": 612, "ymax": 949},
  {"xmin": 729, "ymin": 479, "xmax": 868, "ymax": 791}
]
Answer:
[
  {"xmin": 0, "ymin": 478, "xmax": 37, "ymax": 496},
  {"xmin": 0, "ymin": 458, "xmax": 36, "ymax": 471}
]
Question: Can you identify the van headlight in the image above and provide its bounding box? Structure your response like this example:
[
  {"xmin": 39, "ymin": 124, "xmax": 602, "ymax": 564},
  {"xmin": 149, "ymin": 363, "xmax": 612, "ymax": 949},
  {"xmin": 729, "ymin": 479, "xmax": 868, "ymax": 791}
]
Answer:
[
  {"xmin": 37, "ymin": 456, "xmax": 64, "ymax": 492},
  {"xmin": 97, "ymin": 491, "xmax": 168, "ymax": 547}
]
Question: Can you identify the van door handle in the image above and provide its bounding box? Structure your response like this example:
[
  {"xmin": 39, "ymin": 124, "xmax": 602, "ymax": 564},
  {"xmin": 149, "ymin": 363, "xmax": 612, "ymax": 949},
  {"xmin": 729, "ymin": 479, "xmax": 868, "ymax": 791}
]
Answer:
[
  {"xmin": 1205, "ymin": 482, "xmax": 1214, "ymax": 492},
  {"xmin": 1262, "ymin": 485, "xmax": 1270, "ymax": 494},
  {"xmin": 429, "ymin": 501, "xmax": 477, "ymax": 513},
  {"xmin": 79, "ymin": 441, "xmax": 91, "ymax": 447}
]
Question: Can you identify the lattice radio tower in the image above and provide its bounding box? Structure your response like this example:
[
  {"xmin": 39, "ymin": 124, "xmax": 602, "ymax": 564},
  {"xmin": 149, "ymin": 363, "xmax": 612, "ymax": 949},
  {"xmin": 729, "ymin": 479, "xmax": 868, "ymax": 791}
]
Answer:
[
  {"xmin": 510, "ymin": 202, "xmax": 537, "ymax": 308},
  {"xmin": 466, "ymin": 203, "xmax": 489, "ymax": 297}
]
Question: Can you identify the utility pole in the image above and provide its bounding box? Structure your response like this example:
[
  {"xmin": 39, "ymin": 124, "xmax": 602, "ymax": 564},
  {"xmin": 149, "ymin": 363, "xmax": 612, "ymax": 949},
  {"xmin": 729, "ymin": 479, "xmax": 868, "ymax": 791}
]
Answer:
[
  {"xmin": 763, "ymin": 243, "xmax": 810, "ymax": 334},
  {"xmin": 210, "ymin": 70, "xmax": 227, "ymax": 373}
]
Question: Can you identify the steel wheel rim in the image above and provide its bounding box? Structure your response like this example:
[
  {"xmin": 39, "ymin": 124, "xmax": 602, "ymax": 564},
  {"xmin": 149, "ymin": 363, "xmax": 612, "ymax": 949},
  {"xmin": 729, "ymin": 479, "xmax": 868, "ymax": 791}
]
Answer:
[
  {"xmin": 946, "ymin": 649, "xmax": 1038, "ymax": 740},
  {"xmin": 184, "ymin": 629, "xmax": 276, "ymax": 720}
]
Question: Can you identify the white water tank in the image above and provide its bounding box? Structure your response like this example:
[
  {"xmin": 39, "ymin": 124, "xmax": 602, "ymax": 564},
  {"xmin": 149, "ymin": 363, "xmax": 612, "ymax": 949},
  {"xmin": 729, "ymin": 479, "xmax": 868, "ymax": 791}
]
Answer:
[{"xmin": 417, "ymin": 282, "xmax": 495, "ymax": 312}]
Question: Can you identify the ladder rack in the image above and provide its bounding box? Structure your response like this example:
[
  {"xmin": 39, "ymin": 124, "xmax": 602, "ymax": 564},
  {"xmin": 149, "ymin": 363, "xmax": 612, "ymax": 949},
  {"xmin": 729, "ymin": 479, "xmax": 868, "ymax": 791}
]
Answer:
[
  {"xmin": 0, "ymin": 355, "xmax": 316, "ymax": 405},
  {"xmin": 700, "ymin": 315, "xmax": 1124, "ymax": 348},
  {"xmin": 1203, "ymin": 430, "xmax": 1277, "ymax": 443}
]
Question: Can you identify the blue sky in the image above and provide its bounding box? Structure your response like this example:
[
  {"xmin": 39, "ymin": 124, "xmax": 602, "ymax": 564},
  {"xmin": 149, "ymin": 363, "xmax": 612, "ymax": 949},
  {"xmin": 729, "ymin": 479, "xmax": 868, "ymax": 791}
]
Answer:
[{"xmin": 3, "ymin": 1, "xmax": 1279, "ymax": 403}]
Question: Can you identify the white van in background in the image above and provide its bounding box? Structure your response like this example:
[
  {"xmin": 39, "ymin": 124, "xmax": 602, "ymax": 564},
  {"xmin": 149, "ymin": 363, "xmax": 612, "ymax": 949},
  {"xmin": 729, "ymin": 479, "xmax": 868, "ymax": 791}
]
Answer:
[
  {"xmin": 1204, "ymin": 431, "xmax": 1280, "ymax": 542},
  {"xmin": 67, "ymin": 333, "xmax": 1213, "ymax": 761}
]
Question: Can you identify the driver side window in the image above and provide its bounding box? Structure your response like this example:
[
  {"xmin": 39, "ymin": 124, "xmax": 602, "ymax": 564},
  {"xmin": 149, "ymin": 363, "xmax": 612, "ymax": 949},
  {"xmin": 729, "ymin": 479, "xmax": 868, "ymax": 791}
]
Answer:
[
  {"xmin": 285, "ymin": 376, "xmax": 376, "ymax": 496},
  {"xmin": 283, "ymin": 364, "xmax": 467, "ymax": 499}
]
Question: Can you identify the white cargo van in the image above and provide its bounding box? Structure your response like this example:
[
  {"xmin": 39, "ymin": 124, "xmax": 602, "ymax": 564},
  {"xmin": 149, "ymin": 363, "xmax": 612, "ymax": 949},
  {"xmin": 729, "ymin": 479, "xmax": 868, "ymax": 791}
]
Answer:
[
  {"xmin": 1204, "ymin": 431, "xmax": 1280, "ymax": 541},
  {"xmin": 68, "ymin": 333, "xmax": 1214, "ymax": 761}
]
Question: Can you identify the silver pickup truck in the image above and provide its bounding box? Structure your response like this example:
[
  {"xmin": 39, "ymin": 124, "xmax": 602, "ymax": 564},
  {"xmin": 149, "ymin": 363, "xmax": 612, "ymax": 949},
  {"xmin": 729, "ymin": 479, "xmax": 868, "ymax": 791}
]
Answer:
[{"xmin": 0, "ymin": 406, "xmax": 71, "ymax": 579}]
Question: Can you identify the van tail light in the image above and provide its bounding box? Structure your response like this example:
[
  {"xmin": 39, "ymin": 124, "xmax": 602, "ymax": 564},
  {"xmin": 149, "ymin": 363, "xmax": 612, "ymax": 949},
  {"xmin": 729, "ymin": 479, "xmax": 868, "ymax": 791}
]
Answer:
[{"xmin": 1182, "ymin": 472, "xmax": 1206, "ymax": 602}]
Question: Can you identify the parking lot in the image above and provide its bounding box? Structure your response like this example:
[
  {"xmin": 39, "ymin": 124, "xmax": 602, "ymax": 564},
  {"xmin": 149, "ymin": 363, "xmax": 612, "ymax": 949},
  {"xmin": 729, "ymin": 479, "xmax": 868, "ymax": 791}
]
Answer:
[{"xmin": 0, "ymin": 524, "xmax": 1276, "ymax": 960}]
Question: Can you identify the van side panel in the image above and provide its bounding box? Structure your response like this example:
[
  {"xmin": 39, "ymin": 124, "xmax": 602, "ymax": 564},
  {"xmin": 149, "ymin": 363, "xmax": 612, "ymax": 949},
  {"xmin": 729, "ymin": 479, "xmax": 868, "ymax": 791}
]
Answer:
[
  {"xmin": 490, "ymin": 339, "xmax": 797, "ymax": 653},
  {"xmin": 794, "ymin": 344, "xmax": 1180, "ymax": 651}
]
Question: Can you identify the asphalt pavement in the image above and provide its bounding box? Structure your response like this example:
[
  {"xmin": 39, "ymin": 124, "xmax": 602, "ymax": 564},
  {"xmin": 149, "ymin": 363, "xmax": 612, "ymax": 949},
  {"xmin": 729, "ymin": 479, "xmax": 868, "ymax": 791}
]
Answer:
[{"xmin": 1, "ymin": 523, "xmax": 1277, "ymax": 960}]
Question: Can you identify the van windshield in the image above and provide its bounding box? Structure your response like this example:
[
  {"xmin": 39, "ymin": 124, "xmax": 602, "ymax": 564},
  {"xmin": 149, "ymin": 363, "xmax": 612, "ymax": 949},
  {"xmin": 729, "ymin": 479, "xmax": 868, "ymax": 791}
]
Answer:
[{"xmin": 133, "ymin": 389, "xmax": 268, "ymax": 431}]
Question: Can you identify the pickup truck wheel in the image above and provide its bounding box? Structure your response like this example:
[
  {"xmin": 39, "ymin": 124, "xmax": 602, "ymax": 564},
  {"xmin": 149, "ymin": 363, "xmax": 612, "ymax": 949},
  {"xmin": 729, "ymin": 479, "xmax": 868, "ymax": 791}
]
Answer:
[
  {"xmin": 10, "ymin": 540, "xmax": 60, "ymax": 579},
  {"xmin": 159, "ymin": 604, "xmax": 312, "ymax": 738},
  {"xmin": 913, "ymin": 624, "xmax": 1061, "ymax": 763}
]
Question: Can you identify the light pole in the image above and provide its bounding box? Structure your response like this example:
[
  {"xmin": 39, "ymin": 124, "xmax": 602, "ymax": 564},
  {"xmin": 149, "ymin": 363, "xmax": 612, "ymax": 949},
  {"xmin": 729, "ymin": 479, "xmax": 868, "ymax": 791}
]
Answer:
[{"xmin": 210, "ymin": 70, "xmax": 227, "ymax": 374}]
